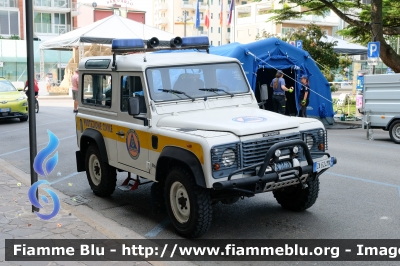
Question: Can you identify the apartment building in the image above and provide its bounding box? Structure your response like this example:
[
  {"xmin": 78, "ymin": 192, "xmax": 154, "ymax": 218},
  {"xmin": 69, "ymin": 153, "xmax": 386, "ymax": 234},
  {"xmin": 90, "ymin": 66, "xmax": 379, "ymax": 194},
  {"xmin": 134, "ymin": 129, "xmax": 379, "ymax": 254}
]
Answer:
[
  {"xmin": 0, "ymin": 1, "xmax": 79, "ymax": 82},
  {"xmin": 0, "ymin": 0, "xmax": 78, "ymax": 40},
  {"xmin": 154, "ymin": 0, "xmax": 244, "ymax": 46},
  {"xmin": 233, "ymin": 0, "xmax": 340, "ymax": 44},
  {"xmin": 75, "ymin": 2, "xmax": 146, "ymax": 29},
  {"xmin": 153, "ymin": 0, "xmax": 340, "ymax": 45}
]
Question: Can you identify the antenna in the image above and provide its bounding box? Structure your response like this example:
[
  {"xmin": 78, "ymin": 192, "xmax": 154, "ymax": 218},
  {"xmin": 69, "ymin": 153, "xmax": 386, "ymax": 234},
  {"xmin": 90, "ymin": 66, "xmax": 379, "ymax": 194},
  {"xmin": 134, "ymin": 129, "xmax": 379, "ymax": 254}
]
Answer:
[{"xmin": 143, "ymin": 23, "xmax": 147, "ymax": 62}]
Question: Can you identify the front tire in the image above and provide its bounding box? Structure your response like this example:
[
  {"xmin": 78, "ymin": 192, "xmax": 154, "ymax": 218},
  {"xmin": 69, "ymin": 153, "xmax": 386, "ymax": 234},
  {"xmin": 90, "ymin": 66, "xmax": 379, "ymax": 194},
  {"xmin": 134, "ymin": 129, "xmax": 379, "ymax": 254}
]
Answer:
[
  {"xmin": 19, "ymin": 116, "xmax": 28, "ymax": 122},
  {"xmin": 85, "ymin": 144, "xmax": 116, "ymax": 197},
  {"xmin": 165, "ymin": 166, "xmax": 212, "ymax": 238},
  {"xmin": 35, "ymin": 99, "xmax": 39, "ymax": 113},
  {"xmin": 389, "ymin": 121, "xmax": 400, "ymax": 144},
  {"xmin": 273, "ymin": 176, "xmax": 320, "ymax": 211}
]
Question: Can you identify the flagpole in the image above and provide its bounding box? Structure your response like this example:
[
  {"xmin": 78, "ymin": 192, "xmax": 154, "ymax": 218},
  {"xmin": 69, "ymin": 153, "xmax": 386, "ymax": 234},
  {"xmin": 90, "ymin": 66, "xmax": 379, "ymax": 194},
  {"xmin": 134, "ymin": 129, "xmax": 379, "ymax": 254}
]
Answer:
[{"xmin": 233, "ymin": 4, "xmax": 236, "ymax": 42}]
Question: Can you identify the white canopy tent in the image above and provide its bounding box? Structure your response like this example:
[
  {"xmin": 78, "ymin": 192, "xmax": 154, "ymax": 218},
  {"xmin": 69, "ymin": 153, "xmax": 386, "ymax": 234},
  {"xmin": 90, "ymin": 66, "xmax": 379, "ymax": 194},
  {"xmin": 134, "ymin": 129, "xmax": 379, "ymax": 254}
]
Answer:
[
  {"xmin": 40, "ymin": 15, "xmax": 176, "ymax": 50},
  {"xmin": 39, "ymin": 15, "xmax": 176, "ymax": 84},
  {"xmin": 322, "ymin": 35, "xmax": 368, "ymax": 55}
]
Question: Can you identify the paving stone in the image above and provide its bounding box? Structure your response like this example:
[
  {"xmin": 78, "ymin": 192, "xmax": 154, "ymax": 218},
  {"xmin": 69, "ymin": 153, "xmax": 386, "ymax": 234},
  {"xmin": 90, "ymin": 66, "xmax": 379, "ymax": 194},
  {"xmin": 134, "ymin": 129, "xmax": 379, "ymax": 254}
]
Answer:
[
  {"xmin": 6, "ymin": 228, "xmax": 43, "ymax": 237},
  {"xmin": 27, "ymin": 231, "xmax": 54, "ymax": 239}
]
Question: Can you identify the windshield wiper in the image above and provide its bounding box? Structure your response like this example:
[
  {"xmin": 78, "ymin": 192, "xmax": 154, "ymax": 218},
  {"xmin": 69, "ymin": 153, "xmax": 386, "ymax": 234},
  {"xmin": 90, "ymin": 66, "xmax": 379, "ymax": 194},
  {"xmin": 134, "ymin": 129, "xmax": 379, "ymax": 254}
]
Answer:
[
  {"xmin": 158, "ymin": 89, "xmax": 195, "ymax": 102},
  {"xmin": 199, "ymin": 88, "xmax": 234, "ymax": 97}
]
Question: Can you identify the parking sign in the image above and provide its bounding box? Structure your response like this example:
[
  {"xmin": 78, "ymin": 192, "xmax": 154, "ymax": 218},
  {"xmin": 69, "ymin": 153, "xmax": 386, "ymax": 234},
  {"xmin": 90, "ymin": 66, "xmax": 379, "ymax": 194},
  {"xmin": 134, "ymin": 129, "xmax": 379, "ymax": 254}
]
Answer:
[
  {"xmin": 367, "ymin": 42, "xmax": 380, "ymax": 58},
  {"xmin": 296, "ymin": 40, "xmax": 303, "ymax": 49}
]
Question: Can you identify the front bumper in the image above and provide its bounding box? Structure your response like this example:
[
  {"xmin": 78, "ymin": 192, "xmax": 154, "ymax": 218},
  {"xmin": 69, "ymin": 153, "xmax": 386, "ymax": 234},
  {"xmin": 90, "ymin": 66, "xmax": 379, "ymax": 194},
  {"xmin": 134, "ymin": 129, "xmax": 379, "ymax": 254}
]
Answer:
[
  {"xmin": 0, "ymin": 102, "xmax": 28, "ymax": 119},
  {"xmin": 0, "ymin": 111, "xmax": 28, "ymax": 119},
  {"xmin": 212, "ymin": 140, "xmax": 336, "ymax": 193}
]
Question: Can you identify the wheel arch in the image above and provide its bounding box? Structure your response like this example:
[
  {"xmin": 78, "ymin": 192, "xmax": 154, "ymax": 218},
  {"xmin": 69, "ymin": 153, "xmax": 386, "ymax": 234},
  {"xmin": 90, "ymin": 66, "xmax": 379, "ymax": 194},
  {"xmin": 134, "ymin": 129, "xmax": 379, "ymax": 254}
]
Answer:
[
  {"xmin": 80, "ymin": 128, "xmax": 109, "ymax": 163},
  {"xmin": 156, "ymin": 146, "xmax": 206, "ymax": 188},
  {"xmin": 387, "ymin": 118, "xmax": 400, "ymax": 130}
]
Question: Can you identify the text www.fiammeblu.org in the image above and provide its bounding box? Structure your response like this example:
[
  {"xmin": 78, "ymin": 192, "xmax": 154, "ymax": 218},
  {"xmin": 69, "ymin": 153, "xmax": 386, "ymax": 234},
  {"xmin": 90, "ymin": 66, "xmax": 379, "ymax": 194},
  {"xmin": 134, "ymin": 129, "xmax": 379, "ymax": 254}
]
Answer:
[{"xmin": 121, "ymin": 244, "xmax": 400, "ymax": 259}]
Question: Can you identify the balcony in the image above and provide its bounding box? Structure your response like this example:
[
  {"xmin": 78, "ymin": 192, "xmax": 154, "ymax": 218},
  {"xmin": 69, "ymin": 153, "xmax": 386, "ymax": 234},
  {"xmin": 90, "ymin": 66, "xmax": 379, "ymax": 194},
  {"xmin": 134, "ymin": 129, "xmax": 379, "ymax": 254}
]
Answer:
[
  {"xmin": 34, "ymin": 23, "xmax": 71, "ymax": 34},
  {"xmin": 71, "ymin": 2, "xmax": 81, "ymax": 17},
  {"xmin": 155, "ymin": 3, "xmax": 168, "ymax": 11},
  {"xmin": 155, "ymin": 17, "xmax": 168, "ymax": 25},
  {"xmin": 181, "ymin": 1, "xmax": 194, "ymax": 9},
  {"xmin": 0, "ymin": 0, "xmax": 18, "ymax": 8},
  {"xmin": 34, "ymin": 0, "xmax": 69, "ymax": 8}
]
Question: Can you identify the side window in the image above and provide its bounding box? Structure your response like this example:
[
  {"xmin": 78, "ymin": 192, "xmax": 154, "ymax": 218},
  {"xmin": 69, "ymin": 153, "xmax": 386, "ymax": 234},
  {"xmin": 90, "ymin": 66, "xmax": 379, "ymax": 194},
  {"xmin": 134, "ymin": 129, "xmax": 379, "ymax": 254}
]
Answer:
[
  {"xmin": 121, "ymin": 75, "xmax": 146, "ymax": 113},
  {"xmin": 82, "ymin": 74, "xmax": 112, "ymax": 107}
]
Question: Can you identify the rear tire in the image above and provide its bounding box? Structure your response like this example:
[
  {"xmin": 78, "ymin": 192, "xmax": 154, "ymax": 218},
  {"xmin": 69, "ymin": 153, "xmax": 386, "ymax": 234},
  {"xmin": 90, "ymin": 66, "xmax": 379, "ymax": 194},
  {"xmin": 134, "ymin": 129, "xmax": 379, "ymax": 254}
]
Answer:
[
  {"xmin": 389, "ymin": 121, "xmax": 400, "ymax": 144},
  {"xmin": 273, "ymin": 176, "xmax": 320, "ymax": 211},
  {"xmin": 85, "ymin": 144, "xmax": 116, "ymax": 197},
  {"xmin": 165, "ymin": 166, "xmax": 212, "ymax": 238}
]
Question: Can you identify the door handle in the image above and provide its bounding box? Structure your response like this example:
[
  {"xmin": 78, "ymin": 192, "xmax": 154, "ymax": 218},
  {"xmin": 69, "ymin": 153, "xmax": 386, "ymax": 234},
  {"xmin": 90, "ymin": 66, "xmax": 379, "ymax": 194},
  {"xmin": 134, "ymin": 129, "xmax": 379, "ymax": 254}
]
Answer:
[{"xmin": 116, "ymin": 131, "xmax": 125, "ymax": 136}]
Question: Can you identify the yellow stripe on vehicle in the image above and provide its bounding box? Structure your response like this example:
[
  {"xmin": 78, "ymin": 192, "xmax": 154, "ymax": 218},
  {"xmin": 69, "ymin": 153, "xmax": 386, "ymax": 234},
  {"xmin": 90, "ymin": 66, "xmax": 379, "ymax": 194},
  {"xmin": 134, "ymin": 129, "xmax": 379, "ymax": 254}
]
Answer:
[{"xmin": 76, "ymin": 117, "xmax": 204, "ymax": 164}]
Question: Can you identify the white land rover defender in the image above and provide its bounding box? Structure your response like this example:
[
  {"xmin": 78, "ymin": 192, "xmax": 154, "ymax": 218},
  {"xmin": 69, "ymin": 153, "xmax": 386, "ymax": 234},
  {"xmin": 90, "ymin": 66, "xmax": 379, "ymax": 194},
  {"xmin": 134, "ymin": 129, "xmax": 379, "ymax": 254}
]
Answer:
[{"xmin": 75, "ymin": 36, "xmax": 336, "ymax": 238}]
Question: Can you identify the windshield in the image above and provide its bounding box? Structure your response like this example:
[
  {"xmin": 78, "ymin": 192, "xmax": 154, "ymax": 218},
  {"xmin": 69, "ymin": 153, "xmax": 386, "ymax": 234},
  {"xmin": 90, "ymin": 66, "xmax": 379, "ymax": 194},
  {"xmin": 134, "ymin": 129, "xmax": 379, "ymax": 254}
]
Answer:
[
  {"xmin": 146, "ymin": 62, "xmax": 250, "ymax": 102},
  {"xmin": 0, "ymin": 80, "xmax": 17, "ymax": 92}
]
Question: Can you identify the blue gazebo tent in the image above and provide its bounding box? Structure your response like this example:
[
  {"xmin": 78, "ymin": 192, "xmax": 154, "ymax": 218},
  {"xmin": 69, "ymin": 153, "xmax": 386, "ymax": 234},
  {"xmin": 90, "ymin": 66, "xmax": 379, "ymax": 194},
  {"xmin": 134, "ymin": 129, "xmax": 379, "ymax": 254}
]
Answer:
[{"xmin": 209, "ymin": 38, "xmax": 334, "ymax": 119}]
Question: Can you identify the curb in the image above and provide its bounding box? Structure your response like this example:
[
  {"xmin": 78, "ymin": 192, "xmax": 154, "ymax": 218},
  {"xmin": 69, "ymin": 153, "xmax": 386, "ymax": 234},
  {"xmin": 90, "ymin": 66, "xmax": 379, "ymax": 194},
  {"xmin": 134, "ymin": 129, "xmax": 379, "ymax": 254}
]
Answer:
[
  {"xmin": 0, "ymin": 159, "xmax": 197, "ymax": 266},
  {"xmin": 334, "ymin": 121, "xmax": 363, "ymax": 127}
]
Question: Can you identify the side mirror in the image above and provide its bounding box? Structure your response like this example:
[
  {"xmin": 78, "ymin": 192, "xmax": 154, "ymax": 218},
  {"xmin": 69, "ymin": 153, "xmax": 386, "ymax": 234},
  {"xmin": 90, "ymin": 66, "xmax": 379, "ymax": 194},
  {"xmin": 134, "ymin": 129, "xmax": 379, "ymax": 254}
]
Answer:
[
  {"xmin": 127, "ymin": 97, "xmax": 140, "ymax": 116},
  {"xmin": 17, "ymin": 88, "xmax": 23, "ymax": 91}
]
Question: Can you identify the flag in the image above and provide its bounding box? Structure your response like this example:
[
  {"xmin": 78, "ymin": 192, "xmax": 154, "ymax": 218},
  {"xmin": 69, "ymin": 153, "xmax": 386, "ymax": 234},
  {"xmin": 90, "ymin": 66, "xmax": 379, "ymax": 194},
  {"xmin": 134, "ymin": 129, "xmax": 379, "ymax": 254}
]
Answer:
[
  {"xmin": 195, "ymin": 0, "xmax": 200, "ymax": 29},
  {"xmin": 219, "ymin": 2, "xmax": 223, "ymax": 26},
  {"xmin": 204, "ymin": 0, "xmax": 210, "ymax": 29},
  {"xmin": 227, "ymin": 0, "xmax": 235, "ymax": 25}
]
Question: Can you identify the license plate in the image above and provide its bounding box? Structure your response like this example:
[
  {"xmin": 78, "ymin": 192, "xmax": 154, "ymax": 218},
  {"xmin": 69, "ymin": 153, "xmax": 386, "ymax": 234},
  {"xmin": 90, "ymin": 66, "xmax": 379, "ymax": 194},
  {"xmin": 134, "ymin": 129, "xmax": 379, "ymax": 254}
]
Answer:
[
  {"xmin": 0, "ymin": 108, "xmax": 10, "ymax": 113},
  {"xmin": 313, "ymin": 157, "xmax": 335, "ymax": 172}
]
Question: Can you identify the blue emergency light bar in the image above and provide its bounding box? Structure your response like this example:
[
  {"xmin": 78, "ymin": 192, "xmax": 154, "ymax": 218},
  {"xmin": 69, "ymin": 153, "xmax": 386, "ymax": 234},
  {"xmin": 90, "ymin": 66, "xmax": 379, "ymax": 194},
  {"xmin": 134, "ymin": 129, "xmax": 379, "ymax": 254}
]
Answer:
[
  {"xmin": 112, "ymin": 36, "xmax": 209, "ymax": 53},
  {"xmin": 181, "ymin": 36, "xmax": 209, "ymax": 47},
  {"xmin": 112, "ymin": 38, "xmax": 144, "ymax": 52}
]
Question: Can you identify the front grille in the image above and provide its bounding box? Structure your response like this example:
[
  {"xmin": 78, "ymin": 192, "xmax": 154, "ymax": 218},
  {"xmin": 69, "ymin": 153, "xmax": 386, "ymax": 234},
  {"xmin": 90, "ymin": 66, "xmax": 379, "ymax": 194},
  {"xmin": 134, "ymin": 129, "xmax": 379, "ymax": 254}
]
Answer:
[{"xmin": 241, "ymin": 132, "xmax": 301, "ymax": 169}]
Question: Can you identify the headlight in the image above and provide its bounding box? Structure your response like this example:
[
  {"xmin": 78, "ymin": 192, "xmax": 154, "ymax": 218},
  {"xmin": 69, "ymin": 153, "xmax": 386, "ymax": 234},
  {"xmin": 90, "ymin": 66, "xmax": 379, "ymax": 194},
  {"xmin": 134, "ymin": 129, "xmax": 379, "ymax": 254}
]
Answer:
[
  {"xmin": 301, "ymin": 129, "xmax": 326, "ymax": 152},
  {"xmin": 22, "ymin": 102, "xmax": 28, "ymax": 106},
  {"xmin": 305, "ymin": 134, "xmax": 314, "ymax": 149},
  {"xmin": 17, "ymin": 97, "xmax": 26, "ymax": 101},
  {"xmin": 221, "ymin": 148, "xmax": 236, "ymax": 167}
]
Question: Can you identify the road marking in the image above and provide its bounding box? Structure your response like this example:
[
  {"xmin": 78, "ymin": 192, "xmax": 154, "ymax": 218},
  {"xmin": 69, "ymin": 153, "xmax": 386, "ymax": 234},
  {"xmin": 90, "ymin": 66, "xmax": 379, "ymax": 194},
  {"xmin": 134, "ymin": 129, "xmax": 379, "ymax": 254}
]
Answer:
[
  {"xmin": 50, "ymin": 172, "xmax": 80, "ymax": 185},
  {"xmin": 327, "ymin": 172, "xmax": 400, "ymax": 198},
  {"xmin": 0, "ymin": 135, "xmax": 75, "ymax": 157},
  {"xmin": 329, "ymin": 139, "xmax": 399, "ymax": 149},
  {"xmin": 145, "ymin": 217, "xmax": 170, "ymax": 238},
  {"xmin": 1, "ymin": 120, "xmax": 71, "ymax": 134}
]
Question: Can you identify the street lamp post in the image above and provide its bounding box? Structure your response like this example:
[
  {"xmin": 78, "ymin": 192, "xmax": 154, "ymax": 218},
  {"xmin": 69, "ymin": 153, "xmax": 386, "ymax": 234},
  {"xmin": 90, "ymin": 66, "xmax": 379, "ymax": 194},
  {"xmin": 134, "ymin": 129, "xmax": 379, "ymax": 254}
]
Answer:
[{"xmin": 183, "ymin": 11, "xmax": 189, "ymax": 37}]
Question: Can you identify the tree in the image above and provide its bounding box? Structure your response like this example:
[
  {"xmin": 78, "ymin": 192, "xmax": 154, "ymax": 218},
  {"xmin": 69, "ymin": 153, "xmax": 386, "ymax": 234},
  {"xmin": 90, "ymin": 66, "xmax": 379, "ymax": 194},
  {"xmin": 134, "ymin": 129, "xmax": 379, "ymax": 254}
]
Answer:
[
  {"xmin": 256, "ymin": 24, "xmax": 352, "ymax": 85},
  {"xmin": 266, "ymin": 0, "xmax": 400, "ymax": 73}
]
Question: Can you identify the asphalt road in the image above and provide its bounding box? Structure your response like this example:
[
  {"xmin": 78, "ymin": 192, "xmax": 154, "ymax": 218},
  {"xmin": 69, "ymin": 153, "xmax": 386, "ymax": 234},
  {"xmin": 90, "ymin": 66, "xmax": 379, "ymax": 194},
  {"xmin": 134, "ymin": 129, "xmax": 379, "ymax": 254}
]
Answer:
[{"xmin": 1, "ymin": 98, "xmax": 400, "ymax": 254}]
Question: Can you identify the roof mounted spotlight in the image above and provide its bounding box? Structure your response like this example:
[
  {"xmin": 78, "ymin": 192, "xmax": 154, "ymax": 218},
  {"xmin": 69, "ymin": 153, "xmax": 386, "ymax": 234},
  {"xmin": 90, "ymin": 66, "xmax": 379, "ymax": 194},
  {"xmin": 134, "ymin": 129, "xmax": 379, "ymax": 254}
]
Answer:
[
  {"xmin": 147, "ymin": 37, "xmax": 159, "ymax": 48},
  {"xmin": 111, "ymin": 38, "xmax": 145, "ymax": 52},
  {"xmin": 170, "ymin": 37, "xmax": 183, "ymax": 48}
]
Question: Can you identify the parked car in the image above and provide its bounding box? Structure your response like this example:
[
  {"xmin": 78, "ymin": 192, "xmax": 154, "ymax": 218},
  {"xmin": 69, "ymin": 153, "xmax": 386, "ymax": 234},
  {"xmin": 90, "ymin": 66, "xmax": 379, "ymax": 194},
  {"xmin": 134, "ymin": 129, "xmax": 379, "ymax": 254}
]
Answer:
[{"xmin": 0, "ymin": 77, "xmax": 28, "ymax": 122}]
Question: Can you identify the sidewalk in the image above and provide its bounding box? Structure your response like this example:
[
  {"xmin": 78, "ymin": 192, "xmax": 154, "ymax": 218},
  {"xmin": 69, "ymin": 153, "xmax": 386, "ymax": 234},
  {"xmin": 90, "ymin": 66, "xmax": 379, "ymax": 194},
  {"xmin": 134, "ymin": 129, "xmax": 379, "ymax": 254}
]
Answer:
[{"xmin": 0, "ymin": 160, "xmax": 192, "ymax": 266}]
